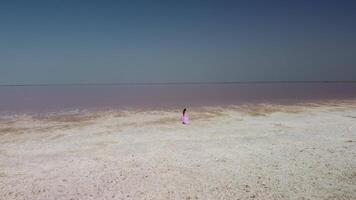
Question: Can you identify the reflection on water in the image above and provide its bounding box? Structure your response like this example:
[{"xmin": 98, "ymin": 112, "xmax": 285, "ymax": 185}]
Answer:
[{"xmin": 0, "ymin": 83, "xmax": 356, "ymax": 114}]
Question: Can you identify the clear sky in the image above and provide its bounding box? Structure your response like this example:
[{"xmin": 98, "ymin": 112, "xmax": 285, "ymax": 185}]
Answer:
[{"xmin": 1, "ymin": 0, "xmax": 356, "ymax": 84}]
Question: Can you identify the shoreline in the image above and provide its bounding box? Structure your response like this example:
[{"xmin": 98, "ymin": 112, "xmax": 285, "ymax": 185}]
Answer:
[{"xmin": 1, "ymin": 98, "xmax": 356, "ymax": 118}]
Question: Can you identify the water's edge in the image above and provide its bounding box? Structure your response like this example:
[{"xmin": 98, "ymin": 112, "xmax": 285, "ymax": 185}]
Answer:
[{"xmin": 1, "ymin": 83, "xmax": 356, "ymax": 116}]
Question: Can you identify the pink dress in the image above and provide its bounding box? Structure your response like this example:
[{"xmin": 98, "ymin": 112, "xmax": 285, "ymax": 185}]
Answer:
[{"xmin": 182, "ymin": 114, "xmax": 189, "ymax": 125}]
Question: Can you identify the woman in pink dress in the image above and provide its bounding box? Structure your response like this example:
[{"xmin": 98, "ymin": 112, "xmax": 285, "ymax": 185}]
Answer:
[{"xmin": 182, "ymin": 108, "xmax": 189, "ymax": 125}]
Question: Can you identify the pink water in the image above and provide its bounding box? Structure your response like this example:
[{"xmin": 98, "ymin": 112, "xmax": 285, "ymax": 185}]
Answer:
[{"xmin": 0, "ymin": 83, "xmax": 355, "ymax": 114}]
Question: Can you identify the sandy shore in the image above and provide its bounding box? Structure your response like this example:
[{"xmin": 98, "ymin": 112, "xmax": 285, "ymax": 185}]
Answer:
[{"xmin": 0, "ymin": 100, "xmax": 356, "ymax": 200}]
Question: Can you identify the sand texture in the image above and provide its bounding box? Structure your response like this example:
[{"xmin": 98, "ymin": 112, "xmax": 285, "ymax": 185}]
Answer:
[{"xmin": 0, "ymin": 100, "xmax": 356, "ymax": 199}]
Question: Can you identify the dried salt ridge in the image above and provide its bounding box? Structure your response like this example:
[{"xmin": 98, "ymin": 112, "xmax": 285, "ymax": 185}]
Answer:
[{"xmin": 0, "ymin": 100, "xmax": 356, "ymax": 199}]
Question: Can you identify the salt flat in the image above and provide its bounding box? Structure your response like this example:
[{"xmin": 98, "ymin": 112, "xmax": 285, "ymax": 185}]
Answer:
[{"xmin": 0, "ymin": 101, "xmax": 355, "ymax": 200}]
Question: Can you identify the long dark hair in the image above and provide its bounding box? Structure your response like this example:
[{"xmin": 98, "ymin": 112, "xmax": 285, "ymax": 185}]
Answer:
[{"xmin": 182, "ymin": 108, "xmax": 187, "ymax": 116}]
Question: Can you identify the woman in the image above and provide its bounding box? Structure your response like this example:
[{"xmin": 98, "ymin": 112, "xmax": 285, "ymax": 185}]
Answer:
[{"xmin": 182, "ymin": 108, "xmax": 189, "ymax": 125}]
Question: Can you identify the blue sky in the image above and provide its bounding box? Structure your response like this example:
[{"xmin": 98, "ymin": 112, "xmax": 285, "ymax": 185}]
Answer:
[{"xmin": 1, "ymin": 0, "xmax": 356, "ymax": 84}]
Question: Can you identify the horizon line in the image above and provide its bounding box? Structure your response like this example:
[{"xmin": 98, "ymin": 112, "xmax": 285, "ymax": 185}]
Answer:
[{"xmin": 1, "ymin": 80, "xmax": 356, "ymax": 87}]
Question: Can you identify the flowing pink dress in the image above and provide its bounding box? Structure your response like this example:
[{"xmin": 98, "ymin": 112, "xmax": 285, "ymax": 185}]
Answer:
[{"xmin": 182, "ymin": 114, "xmax": 189, "ymax": 125}]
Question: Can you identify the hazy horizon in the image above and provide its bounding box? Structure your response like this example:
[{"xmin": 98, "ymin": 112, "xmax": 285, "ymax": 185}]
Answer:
[{"xmin": 1, "ymin": 80, "xmax": 356, "ymax": 87}]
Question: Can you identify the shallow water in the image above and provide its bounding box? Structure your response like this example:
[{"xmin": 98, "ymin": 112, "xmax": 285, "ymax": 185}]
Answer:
[{"xmin": 0, "ymin": 83, "xmax": 356, "ymax": 114}]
